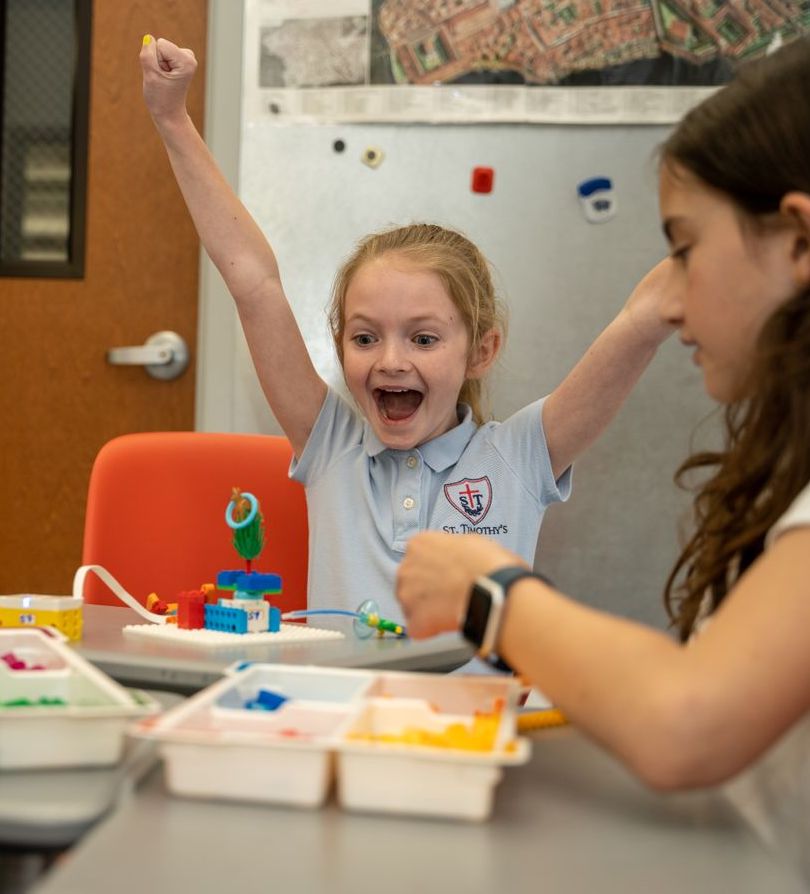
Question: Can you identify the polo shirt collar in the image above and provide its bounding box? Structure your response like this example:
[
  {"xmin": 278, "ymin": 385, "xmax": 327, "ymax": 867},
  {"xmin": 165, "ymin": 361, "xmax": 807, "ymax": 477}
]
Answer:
[{"xmin": 362, "ymin": 404, "xmax": 476, "ymax": 471}]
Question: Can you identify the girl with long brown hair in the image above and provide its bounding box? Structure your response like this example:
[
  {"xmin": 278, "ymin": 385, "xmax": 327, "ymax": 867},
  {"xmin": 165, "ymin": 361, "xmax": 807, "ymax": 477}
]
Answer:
[{"xmin": 397, "ymin": 36, "xmax": 810, "ymax": 875}]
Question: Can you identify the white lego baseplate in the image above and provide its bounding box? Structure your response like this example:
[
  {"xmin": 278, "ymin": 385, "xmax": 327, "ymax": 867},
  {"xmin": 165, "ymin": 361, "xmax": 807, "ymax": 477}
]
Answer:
[{"xmin": 122, "ymin": 622, "xmax": 345, "ymax": 649}]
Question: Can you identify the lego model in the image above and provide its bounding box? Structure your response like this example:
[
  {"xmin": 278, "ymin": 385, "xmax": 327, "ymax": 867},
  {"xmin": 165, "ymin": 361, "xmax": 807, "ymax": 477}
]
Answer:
[
  {"xmin": 149, "ymin": 488, "xmax": 406, "ymax": 638},
  {"xmin": 76, "ymin": 487, "xmax": 407, "ymax": 646}
]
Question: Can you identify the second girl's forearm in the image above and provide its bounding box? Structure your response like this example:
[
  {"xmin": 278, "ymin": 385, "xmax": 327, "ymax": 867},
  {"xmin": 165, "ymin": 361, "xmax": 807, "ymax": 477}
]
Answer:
[
  {"xmin": 543, "ymin": 309, "xmax": 661, "ymax": 479},
  {"xmin": 543, "ymin": 259, "xmax": 676, "ymax": 478}
]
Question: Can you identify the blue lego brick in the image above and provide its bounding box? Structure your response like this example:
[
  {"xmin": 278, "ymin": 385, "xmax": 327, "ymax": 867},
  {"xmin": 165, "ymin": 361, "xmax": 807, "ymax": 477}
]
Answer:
[
  {"xmin": 204, "ymin": 603, "xmax": 248, "ymax": 634},
  {"xmin": 269, "ymin": 606, "xmax": 281, "ymax": 633},
  {"xmin": 245, "ymin": 688, "xmax": 288, "ymax": 711},
  {"xmin": 216, "ymin": 570, "xmax": 282, "ymax": 594},
  {"xmin": 237, "ymin": 572, "xmax": 282, "ymax": 593},
  {"xmin": 216, "ymin": 570, "xmax": 243, "ymax": 589}
]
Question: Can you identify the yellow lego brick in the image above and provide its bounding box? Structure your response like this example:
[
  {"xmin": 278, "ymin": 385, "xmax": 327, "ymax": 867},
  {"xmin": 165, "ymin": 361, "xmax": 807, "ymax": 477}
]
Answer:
[{"xmin": 0, "ymin": 596, "xmax": 84, "ymax": 641}]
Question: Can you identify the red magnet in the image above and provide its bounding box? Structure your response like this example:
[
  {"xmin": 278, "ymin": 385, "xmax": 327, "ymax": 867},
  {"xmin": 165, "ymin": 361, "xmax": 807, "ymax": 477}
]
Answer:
[{"xmin": 471, "ymin": 167, "xmax": 494, "ymax": 194}]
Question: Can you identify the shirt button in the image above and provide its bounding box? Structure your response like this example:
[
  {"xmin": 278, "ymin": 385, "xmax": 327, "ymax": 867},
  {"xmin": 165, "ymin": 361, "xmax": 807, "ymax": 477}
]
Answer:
[
  {"xmin": 406, "ymin": 456, "xmax": 418, "ymax": 469},
  {"xmin": 403, "ymin": 497, "xmax": 415, "ymax": 510}
]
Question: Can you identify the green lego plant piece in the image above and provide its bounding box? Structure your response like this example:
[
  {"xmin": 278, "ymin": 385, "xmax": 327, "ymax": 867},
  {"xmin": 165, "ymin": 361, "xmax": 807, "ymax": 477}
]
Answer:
[{"xmin": 230, "ymin": 487, "xmax": 265, "ymax": 564}]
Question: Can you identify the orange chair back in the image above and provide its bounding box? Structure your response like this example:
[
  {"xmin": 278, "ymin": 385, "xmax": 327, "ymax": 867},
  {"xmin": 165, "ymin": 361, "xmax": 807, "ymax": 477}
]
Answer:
[{"xmin": 81, "ymin": 432, "xmax": 308, "ymax": 613}]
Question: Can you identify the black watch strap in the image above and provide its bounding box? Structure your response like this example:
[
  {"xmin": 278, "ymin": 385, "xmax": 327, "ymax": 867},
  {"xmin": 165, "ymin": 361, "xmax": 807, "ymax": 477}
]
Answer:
[
  {"xmin": 464, "ymin": 566, "xmax": 553, "ymax": 672},
  {"xmin": 487, "ymin": 566, "xmax": 541, "ymax": 594},
  {"xmin": 485, "ymin": 568, "xmax": 539, "ymax": 671}
]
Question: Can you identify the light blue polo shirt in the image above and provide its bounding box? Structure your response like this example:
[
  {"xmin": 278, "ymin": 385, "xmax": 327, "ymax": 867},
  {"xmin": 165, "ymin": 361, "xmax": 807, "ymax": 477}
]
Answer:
[{"xmin": 291, "ymin": 388, "xmax": 571, "ymax": 622}]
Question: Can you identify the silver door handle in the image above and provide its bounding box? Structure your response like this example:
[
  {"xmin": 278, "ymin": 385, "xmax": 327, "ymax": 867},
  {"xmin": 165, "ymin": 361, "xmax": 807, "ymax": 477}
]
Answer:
[{"xmin": 107, "ymin": 330, "xmax": 189, "ymax": 381}]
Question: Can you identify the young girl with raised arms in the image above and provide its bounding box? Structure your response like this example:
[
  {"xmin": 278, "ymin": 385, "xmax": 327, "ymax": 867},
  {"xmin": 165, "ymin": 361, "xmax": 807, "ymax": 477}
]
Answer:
[
  {"xmin": 139, "ymin": 35, "xmax": 672, "ymax": 622},
  {"xmin": 397, "ymin": 37, "xmax": 810, "ymax": 875}
]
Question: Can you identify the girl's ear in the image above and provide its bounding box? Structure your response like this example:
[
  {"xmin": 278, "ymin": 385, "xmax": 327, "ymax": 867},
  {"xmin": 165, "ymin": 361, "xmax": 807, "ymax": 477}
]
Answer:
[
  {"xmin": 780, "ymin": 192, "xmax": 810, "ymax": 289},
  {"xmin": 467, "ymin": 328, "xmax": 501, "ymax": 380}
]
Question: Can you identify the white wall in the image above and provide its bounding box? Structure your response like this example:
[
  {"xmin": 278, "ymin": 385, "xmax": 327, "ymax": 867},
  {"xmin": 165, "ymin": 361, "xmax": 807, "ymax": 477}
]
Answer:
[
  {"xmin": 196, "ymin": 0, "xmax": 244, "ymax": 433},
  {"xmin": 198, "ymin": 3, "xmax": 720, "ymax": 629}
]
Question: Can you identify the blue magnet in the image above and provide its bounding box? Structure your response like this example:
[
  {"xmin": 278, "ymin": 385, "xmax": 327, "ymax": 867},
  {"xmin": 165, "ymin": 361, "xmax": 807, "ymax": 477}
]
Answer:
[{"xmin": 577, "ymin": 177, "xmax": 617, "ymax": 224}]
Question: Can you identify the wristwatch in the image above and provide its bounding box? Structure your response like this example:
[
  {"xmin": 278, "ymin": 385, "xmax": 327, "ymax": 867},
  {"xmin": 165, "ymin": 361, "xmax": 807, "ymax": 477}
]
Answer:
[{"xmin": 462, "ymin": 566, "xmax": 552, "ymax": 669}]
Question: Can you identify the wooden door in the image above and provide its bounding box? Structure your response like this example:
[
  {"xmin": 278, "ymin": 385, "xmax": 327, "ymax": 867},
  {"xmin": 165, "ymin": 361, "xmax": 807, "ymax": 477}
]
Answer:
[{"xmin": 0, "ymin": 0, "xmax": 207, "ymax": 594}]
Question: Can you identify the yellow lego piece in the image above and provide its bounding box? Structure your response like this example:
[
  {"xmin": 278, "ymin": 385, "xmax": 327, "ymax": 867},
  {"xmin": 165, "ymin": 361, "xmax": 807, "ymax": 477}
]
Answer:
[{"xmin": 0, "ymin": 596, "xmax": 84, "ymax": 641}]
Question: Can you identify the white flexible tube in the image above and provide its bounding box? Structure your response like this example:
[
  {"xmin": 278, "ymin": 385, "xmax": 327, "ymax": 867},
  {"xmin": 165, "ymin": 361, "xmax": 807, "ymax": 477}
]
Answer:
[{"xmin": 72, "ymin": 564, "xmax": 168, "ymax": 624}]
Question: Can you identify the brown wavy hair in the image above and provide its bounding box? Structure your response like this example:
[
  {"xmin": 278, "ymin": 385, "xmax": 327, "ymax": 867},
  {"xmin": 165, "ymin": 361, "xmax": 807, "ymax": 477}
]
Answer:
[
  {"xmin": 662, "ymin": 37, "xmax": 810, "ymax": 640},
  {"xmin": 328, "ymin": 224, "xmax": 506, "ymax": 425}
]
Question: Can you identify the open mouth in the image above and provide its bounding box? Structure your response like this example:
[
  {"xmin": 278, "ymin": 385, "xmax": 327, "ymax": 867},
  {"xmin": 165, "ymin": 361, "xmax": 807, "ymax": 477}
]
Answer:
[{"xmin": 373, "ymin": 387, "xmax": 423, "ymax": 422}]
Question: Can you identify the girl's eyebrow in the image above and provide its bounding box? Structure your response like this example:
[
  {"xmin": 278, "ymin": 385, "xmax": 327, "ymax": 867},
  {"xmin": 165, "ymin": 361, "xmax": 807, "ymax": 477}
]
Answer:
[
  {"xmin": 345, "ymin": 312, "xmax": 449, "ymax": 327},
  {"xmin": 344, "ymin": 313, "xmax": 376, "ymax": 326},
  {"xmin": 407, "ymin": 314, "xmax": 449, "ymax": 327}
]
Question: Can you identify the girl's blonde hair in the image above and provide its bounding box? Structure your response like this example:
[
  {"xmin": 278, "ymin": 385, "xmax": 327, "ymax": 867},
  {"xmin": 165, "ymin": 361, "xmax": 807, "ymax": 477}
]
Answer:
[{"xmin": 328, "ymin": 223, "xmax": 506, "ymax": 424}]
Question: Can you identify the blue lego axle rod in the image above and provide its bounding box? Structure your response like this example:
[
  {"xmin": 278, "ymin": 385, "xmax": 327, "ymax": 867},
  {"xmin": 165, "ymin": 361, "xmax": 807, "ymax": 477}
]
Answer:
[{"xmin": 282, "ymin": 600, "xmax": 407, "ymax": 638}]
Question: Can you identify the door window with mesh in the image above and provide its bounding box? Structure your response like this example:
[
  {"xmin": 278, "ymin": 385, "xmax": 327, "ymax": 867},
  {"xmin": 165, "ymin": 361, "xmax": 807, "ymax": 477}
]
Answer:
[{"xmin": 0, "ymin": 0, "xmax": 90, "ymax": 277}]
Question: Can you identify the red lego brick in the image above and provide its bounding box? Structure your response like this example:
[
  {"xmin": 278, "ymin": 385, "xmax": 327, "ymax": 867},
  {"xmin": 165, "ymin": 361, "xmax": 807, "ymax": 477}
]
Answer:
[{"xmin": 177, "ymin": 590, "xmax": 206, "ymax": 629}]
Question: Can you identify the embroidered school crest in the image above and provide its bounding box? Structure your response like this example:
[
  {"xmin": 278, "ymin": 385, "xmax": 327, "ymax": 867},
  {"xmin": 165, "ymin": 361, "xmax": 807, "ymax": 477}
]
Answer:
[{"xmin": 444, "ymin": 477, "xmax": 492, "ymax": 525}]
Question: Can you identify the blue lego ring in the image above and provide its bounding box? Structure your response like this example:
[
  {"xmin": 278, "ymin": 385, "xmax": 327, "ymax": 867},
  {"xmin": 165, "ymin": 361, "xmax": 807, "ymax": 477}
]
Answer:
[{"xmin": 225, "ymin": 492, "xmax": 258, "ymax": 529}]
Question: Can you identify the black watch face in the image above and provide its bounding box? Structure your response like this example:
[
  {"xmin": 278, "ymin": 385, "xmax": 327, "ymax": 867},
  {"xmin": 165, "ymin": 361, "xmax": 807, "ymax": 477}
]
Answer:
[{"xmin": 463, "ymin": 583, "xmax": 491, "ymax": 648}]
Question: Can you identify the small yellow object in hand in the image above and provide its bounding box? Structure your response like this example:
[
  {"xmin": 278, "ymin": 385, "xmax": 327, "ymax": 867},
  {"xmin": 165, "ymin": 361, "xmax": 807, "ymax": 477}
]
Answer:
[{"xmin": 517, "ymin": 708, "xmax": 568, "ymax": 732}]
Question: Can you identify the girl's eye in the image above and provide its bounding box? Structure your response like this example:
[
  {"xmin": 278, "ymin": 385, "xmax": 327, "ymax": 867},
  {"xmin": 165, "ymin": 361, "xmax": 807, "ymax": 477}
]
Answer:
[
  {"xmin": 671, "ymin": 245, "xmax": 691, "ymax": 264},
  {"xmin": 413, "ymin": 334, "xmax": 438, "ymax": 347},
  {"xmin": 352, "ymin": 334, "xmax": 376, "ymax": 346}
]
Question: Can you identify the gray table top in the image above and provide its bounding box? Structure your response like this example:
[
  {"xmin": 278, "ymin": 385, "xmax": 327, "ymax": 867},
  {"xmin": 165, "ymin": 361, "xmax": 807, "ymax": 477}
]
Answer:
[
  {"xmin": 0, "ymin": 693, "xmax": 183, "ymax": 850},
  {"xmin": 30, "ymin": 729, "xmax": 806, "ymax": 894},
  {"xmin": 76, "ymin": 605, "xmax": 474, "ymax": 693},
  {"xmin": 0, "ymin": 743, "xmax": 157, "ymax": 851}
]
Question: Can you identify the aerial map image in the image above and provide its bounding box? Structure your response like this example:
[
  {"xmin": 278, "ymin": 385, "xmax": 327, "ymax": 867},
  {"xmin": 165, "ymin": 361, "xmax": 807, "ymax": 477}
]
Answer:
[
  {"xmin": 259, "ymin": 15, "xmax": 369, "ymax": 88},
  {"xmin": 370, "ymin": 0, "xmax": 810, "ymax": 86}
]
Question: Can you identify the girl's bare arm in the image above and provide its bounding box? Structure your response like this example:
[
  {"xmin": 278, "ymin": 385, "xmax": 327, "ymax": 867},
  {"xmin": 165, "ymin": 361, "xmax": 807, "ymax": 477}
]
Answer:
[
  {"xmin": 140, "ymin": 36, "xmax": 326, "ymax": 456},
  {"xmin": 396, "ymin": 527, "xmax": 810, "ymax": 789},
  {"xmin": 542, "ymin": 259, "xmax": 676, "ymax": 480}
]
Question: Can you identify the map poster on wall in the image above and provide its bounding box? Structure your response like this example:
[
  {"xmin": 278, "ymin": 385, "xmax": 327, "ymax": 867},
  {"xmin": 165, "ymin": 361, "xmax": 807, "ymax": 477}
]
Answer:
[{"xmin": 242, "ymin": 0, "xmax": 810, "ymax": 124}]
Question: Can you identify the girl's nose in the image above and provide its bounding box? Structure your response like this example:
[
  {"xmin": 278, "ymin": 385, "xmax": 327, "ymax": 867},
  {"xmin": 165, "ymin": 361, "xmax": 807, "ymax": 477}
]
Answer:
[{"xmin": 376, "ymin": 340, "xmax": 410, "ymax": 373}]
